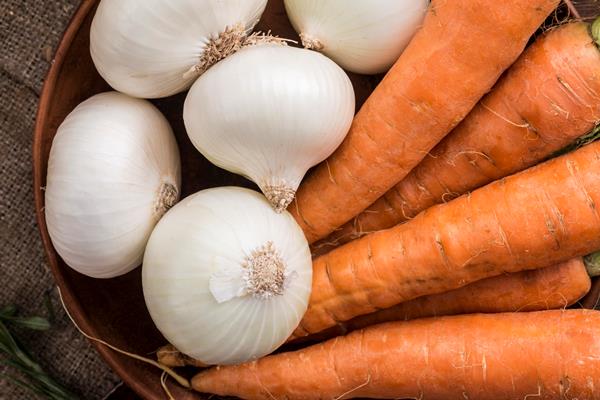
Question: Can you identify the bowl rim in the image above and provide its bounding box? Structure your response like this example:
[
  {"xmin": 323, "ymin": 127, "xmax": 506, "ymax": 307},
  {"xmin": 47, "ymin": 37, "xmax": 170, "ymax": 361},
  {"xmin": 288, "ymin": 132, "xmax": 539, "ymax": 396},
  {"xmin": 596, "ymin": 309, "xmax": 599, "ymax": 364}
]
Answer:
[
  {"xmin": 32, "ymin": 2, "xmax": 161, "ymax": 399},
  {"xmin": 31, "ymin": 3, "xmax": 600, "ymax": 399}
]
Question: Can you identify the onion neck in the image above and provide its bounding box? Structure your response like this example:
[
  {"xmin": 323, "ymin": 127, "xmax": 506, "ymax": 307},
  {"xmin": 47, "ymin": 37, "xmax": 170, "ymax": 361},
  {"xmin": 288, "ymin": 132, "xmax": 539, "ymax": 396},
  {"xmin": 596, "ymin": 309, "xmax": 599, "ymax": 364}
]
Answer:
[
  {"xmin": 183, "ymin": 24, "xmax": 247, "ymax": 79},
  {"xmin": 263, "ymin": 183, "xmax": 295, "ymax": 213},
  {"xmin": 300, "ymin": 32, "xmax": 324, "ymax": 51},
  {"xmin": 183, "ymin": 24, "xmax": 292, "ymax": 80},
  {"xmin": 155, "ymin": 182, "xmax": 178, "ymax": 215},
  {"xmin": 243, "ymin": 241, "xmax": 286, "ymax": 298}
]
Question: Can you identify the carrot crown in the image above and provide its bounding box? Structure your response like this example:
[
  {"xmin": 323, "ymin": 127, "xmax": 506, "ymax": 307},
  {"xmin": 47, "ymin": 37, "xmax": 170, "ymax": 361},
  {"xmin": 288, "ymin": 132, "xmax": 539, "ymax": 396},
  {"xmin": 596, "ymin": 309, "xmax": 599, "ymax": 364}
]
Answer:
[
  {"xmin": 585, "ymin": 251, "xmax": 600, "ymax": 277},
  {"xmin": 592, "ymin": 16, "xmax": 600, "ymax": 47}
]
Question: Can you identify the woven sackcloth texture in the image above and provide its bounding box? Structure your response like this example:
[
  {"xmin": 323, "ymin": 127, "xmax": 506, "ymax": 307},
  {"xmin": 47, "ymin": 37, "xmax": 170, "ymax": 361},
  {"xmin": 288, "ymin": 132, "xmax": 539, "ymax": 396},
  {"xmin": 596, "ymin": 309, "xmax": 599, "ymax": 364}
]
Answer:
[{"xmin": 0, "ymin": 1, "xmax": 121, "ymax": 398}]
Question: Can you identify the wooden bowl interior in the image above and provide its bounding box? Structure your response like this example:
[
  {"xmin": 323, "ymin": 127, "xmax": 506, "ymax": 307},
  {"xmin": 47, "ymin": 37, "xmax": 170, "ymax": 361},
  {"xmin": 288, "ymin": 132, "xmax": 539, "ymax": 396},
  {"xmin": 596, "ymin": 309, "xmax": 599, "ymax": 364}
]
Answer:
[{"xmin": 33, "ymin": 1, "xmax": 599, "ymax": 399}]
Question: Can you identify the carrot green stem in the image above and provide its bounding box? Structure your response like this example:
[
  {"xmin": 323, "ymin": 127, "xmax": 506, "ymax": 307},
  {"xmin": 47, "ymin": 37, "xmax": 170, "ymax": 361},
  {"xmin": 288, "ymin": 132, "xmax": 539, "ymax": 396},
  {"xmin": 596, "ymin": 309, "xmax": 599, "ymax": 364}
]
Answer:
[
  {"xmin": 591, "ymin": 16, "xmax": 600, "ymax": 47},
  {"xmin": 584, "ymin": 252, "xmax": 600, "ymax": 277}
]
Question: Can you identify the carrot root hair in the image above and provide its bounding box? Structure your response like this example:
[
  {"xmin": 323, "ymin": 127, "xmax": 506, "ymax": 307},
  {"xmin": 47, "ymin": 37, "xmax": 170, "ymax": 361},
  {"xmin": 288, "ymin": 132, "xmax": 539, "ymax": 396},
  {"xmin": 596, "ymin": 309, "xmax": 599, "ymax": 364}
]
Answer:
[
  {"xmin": 564, "ymin": 0, "xmax": 582, "ymax": 19},
  {"xmin": 56, "ymin": 286, "xmax": 191, "ymax": 389}
]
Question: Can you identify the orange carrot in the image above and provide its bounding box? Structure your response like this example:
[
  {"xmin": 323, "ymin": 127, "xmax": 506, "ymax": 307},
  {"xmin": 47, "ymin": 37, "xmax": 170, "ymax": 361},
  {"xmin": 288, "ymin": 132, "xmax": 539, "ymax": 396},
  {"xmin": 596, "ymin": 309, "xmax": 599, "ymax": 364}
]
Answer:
[
  {"xmin": 193, "ymin": 310, "xmax": 600, "ymax": 399},
  {"xmin": 292, "ymin": 257, "xmax": 591, "ymax": 342},
  {"xmin": 290, "ymin": 0, "xmax": 560, "ymax": 243},
  {"xmin": 315, "ymin": 20, "xmax": 600, "ymax": 250},
  {"xmin": 294, "ymin": 140, "xmax": 600, "ymax": 338}
]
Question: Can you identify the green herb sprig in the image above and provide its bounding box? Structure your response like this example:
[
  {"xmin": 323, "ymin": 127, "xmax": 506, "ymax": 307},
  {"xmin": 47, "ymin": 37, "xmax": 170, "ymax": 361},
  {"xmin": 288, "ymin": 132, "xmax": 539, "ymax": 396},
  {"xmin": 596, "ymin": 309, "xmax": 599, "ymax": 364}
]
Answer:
[{"xmin": 0, "ymin": 305, "xmax": 78, "ymax": 400}]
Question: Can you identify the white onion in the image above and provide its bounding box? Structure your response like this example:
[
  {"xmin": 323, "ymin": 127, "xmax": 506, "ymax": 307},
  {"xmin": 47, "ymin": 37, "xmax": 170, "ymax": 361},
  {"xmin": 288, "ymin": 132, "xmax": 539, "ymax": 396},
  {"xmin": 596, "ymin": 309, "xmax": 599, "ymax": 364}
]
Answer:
[
  {"xmin": 142, "ymin": 187, "xmax": 312, "ymax": 365},
  {"xmin": 90, "ymin": 0, "xmax": 268, "ymax": 98},
  {"xmin": 45, "ymin": 92, "xmax": 181, "ymax": 278},
  {"xmin": 184, "ymin": 44, "xmax": 355, "ymax": 212},
  {"xmin": 284, "ymin": 0, "xmax": 429, "ymax": 74}
]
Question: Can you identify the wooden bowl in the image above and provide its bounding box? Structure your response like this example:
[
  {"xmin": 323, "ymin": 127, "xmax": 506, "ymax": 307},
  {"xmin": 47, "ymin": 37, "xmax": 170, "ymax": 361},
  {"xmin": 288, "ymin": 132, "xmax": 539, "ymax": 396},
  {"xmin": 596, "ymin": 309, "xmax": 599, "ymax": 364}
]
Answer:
[
  {"xmin": 32, "ymin": 1, "xmax": 380, "ymax": 398},
  {"xmin": 33, "ymin": 1, "xmax": 599, "ymax": 399}
]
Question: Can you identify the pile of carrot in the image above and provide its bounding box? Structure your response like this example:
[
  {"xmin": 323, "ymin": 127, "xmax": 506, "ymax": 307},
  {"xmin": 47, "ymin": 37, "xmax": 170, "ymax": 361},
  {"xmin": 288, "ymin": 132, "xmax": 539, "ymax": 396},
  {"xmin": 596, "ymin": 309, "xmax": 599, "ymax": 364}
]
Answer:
[
  {"xmin": 290, "ymin": 0, "xmax": 560, "ymax": 243},
  {"xmin": 294, "ymin": 138, "xmax": 600, "ymax": 337},
  {"xmin": 159, "ymin": 2, "xmax": 600, "ymax": 399},
  {"xmin": 290, "ymin": 257, "xmax": 594, "ymax": 343},
  {"xmin": 157, "ymin": 257, "xmax": 593, "ymax": 361},
  {"xmin": 314, "ymin": 17, "xmax": 600, "ymax": 252}
]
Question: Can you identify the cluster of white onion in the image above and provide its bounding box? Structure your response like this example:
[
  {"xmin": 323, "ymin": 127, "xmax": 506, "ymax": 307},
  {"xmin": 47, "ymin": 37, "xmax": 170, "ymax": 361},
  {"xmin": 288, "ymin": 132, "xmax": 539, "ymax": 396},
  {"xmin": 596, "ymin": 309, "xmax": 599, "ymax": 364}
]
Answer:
[{"xmin": 45, "ymin": 0, "xmax": 426, "ymax": 366}]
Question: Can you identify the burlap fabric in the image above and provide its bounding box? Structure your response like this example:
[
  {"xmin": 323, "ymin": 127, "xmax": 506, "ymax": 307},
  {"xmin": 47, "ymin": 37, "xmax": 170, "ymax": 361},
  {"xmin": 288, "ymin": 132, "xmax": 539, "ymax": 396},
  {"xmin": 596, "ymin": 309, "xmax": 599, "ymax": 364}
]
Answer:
[
  {"xmin": 2, "ymin": 1, "xmax": 600, "ymax": 399},
  {"xmin": 1, "ymin": 1, "xmax": 121, "ymax": 398}
]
